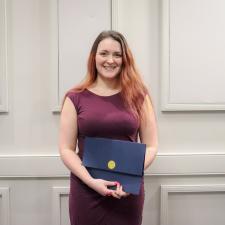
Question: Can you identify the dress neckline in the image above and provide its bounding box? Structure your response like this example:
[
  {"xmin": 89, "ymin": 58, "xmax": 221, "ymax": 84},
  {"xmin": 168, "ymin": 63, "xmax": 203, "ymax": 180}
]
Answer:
[{"xmin": 85, "ymin": 88, "xmax": 121, "ymax": 98}]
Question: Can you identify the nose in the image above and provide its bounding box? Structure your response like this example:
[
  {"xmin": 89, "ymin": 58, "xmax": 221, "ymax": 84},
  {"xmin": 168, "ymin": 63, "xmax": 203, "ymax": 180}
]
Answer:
[{"xmin": 106, "ymin": 55, "xmax": 114, "ymax": 63}]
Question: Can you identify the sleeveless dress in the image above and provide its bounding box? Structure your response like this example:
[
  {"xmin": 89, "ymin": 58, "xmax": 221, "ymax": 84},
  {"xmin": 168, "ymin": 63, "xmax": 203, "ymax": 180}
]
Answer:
[{"xmin": 66, "ymin": 89, "xmax": 145, "ymax": 225}]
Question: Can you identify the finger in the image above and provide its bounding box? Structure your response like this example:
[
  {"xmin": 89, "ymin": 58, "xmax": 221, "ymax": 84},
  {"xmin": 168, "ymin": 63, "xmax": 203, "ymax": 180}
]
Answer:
[
  {"xmin": 115, "ymin": 182, "xmax": 121, "ymax": 195},
  {"xmin": 105, "ymin": 190, "xmax": 114, "ymax": 197},
  {"xmin": 111, "ymin": 192, "xmax": 121, "ymax": 199},
  {"xmin": 110, "ymin": 188, "xmax": 121, "ymax": 199},
  {"xmin": 119, "ymin": 186, "xmax": 127, "ymax": 197},
  {"xmin": 119, "ymin": 186, "xmax": 129, "ymax": 197},
  {"xmin": 116, "ymin": 185, "xmax": 127, "ymax": 198},
  {"xmin": 121, "ymin": 192, "xmax": 129, "ymax": 197},
  {"xmin": 104, "ymin": 180, "xmax": 117, "ymax": 187},
  {"xmin": 116, "ymin": 185, "xmax": 122, "ymax": 195}
]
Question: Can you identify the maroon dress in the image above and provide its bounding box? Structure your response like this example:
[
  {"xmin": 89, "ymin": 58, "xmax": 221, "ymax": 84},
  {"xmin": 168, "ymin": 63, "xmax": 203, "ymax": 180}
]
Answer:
[{"xmin": 66, "ymin": 89, "xmax": 144, "ymax": 225}]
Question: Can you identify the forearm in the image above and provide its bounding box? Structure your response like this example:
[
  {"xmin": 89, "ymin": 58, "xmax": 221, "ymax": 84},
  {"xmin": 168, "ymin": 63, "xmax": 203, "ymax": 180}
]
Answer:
[
  {"xmin": 144, "ymin": 146, "xmax": 157, "ymax": 170},
  {"xmin": 60, "ymin": 148, "xmax": 93, "ymax": 186}
]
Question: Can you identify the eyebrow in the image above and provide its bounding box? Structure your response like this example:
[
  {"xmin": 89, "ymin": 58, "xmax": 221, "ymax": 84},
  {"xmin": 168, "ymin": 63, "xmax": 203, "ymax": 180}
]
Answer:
[{"xmin": 99, "ymin": 50, "xmax": 122, "ymax": 53}]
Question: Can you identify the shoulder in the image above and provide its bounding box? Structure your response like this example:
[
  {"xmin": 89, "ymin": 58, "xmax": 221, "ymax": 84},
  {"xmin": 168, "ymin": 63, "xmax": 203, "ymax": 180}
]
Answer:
[
  {"xmin": 64, "ymin": 89, "xmax": 87, "ymax": 112},
  {"xmin": 66, "ymin": 89, "xmax": 82, "ymax": 99},
  {"xmin": 65, "ymin": 89, "xmax": 89, "ymax": 102}
]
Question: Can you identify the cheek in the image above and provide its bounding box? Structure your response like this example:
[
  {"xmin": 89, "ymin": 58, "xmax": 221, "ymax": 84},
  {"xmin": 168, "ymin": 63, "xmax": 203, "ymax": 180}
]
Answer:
[
  {"xmin": 95, "ymin": 56, "xmax": 104, "ymax": 66},
  {"xmin": 117, "ymin": 59, "xmax": 123, "ymax": 67},
  {"xmin": 116, "ymin": 57, "xmax": 122, "ymax": 64}
]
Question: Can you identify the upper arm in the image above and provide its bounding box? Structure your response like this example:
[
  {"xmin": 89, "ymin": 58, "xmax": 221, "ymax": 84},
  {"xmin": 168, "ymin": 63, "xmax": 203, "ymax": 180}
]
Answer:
[
  {"xmin": 139, "ymin": 95, "xmax": 158, "ymax": 147},
  {"xmin": 59, "ymin": 97, "xmax": 78, "ymax": 152}
]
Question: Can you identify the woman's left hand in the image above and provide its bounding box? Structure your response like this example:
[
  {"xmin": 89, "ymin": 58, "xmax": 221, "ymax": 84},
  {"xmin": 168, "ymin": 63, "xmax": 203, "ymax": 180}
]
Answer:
[{"xmin": 111, "ymin": 182, "xmax": 130, "ymax": 199}]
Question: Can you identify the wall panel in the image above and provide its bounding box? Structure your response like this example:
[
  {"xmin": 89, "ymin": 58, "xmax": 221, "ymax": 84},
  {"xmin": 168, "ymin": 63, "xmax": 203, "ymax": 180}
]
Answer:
[
  {"xmin": 52, "ymin": 0, "xmax": 118, "ymax": 112},
  {"xmin": 161, "ymin": 0, "xmax": 225, "ymax": 111},
  {"xmin": 0, "ymin": 187, "xmax": 10, "ymax": 225},
  {"xmin": 161, "ymin": 184, "xmax": 225, "ymax": 225},
  {"xmin": 0, "ymin": 0, "xmax": 8, "ymax": 112},
  {"xmin": 52, "ymin": 187, "xmax": 69, "ymax": 225}
]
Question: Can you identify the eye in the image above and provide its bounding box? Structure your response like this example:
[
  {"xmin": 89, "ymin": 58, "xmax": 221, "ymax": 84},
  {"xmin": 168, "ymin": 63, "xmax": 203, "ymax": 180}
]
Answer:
[
  {"xmin": 114, "ymin": 53, "xmax": 122, "ymax": 58},
  {"xmin": 99, "ymin": 52, "xmax": 108, "ymax": 56}
]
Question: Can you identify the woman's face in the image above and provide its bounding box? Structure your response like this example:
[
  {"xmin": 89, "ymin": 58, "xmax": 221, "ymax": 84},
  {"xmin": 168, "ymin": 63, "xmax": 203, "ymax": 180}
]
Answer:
[{"xmin": 95, "ymin": 38, "xmax": 123, "ymax": 80}]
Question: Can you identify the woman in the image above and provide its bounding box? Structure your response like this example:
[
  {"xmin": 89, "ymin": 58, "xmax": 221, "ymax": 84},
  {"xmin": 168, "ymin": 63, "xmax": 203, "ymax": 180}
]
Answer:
[{"xmin": 59, "ymin": 30, "xmax": 158, "ymax": 225}]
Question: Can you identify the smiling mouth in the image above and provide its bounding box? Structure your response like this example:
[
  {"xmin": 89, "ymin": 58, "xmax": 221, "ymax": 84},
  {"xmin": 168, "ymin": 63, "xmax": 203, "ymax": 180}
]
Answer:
[{"xmin": 103, "ymin": 66, "xmax": 117, "ymax": 71}]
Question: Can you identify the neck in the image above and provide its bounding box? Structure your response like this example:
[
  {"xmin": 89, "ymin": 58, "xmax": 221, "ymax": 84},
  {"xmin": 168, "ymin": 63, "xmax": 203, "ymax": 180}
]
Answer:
[{"xmin": 93, "ymin": 75, "xmax": 121, "ymax": 91}]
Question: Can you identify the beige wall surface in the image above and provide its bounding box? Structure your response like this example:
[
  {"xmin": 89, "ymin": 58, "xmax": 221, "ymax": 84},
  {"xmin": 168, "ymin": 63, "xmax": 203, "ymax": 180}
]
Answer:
[{"xmin": 0, "ymin": 0, "xmax": 225, "ymax": 225}]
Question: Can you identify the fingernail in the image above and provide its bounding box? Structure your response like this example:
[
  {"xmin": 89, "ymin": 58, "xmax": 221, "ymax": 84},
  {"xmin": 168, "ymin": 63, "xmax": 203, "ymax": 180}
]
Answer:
[{"xmin": 116, "ymin": 182, "xmax": 120, "ymax": 186}]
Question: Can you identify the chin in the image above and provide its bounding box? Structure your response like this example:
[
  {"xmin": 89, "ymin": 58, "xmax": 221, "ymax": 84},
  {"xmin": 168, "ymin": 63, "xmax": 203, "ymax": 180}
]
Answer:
[{"xmin": 100, "ymin": 71, "xmax": 120, "ymax": 80}]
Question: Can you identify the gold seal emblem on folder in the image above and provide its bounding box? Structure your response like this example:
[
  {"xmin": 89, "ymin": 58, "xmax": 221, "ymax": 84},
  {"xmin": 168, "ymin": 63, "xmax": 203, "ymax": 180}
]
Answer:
[{"xmin": 108, "ymin": 160, "xmax": 116, "ymax": 170}]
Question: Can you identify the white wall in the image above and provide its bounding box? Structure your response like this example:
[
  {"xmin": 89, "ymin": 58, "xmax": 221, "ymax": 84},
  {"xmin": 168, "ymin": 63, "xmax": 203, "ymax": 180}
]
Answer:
[
  {"xmin": 0, "ymin": 0, "xmax": 59, "ymax": 154},
  {"xmin": 0, "ymin": 0, "xmax": 225, "ymax": 225}
]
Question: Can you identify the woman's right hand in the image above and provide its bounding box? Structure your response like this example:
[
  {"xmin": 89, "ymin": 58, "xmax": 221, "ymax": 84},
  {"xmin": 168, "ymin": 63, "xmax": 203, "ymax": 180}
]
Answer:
[{"xmin": 87, "ymin": 178, "xmax": 117, "ymax": 196}]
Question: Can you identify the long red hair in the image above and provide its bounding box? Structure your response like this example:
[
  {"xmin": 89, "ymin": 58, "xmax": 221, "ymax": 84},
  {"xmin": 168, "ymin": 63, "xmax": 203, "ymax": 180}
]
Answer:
[{"xmin": 64, "ymin": 30, "xmax": 148, "ymax": 121}]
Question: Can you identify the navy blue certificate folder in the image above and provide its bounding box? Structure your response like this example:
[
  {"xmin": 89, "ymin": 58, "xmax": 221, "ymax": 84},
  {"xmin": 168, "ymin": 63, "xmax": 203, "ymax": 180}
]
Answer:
[{"xmin": 83, "ymin": 137, "xmax": 146, "ymax": 195}]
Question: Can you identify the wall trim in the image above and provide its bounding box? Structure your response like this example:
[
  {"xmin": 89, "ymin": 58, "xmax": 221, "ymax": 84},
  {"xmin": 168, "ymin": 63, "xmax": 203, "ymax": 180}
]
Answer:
[
  {"xmin": 160, "ymin": 184, "xmax": 225, "ymax": 225},
  {"xmin": 51, "ymin": 0, "xmax": 119, "ymax": 112},
  {"xmin": 0, "ymin": 187, "xmax": 10, "ymax": 225},
  {"xmin": 160, "ymin": 0, "xmax": 225, "ymax": 111},
  {"xmin": 111, "ymin": 0, "xmax": 119, "ymax": 30},
  {"xmin": 0, "ymin": 0, "xmax": 8, "ymax": 112},
  {"xmin": 50, "ymin": 0, "xmax": 60, "ymax": 112},
  {"xmin": 52, "ymin": 187, "xmax": 69, "ymax": 225},
  {"xmin": 0, "ymin": 153, "xmax": 225, "ymax": 177}
]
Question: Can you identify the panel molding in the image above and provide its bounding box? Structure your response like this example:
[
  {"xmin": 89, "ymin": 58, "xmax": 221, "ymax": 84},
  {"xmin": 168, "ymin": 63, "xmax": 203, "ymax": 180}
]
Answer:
[
  {"xmin": 0, "ymin": 153, "xmax": 225, "ymax": 177},
  {"xmin": 111, "ymin": 0, "xmax": 119, "ymax": 30},
  {"xmin": 0, "ymin": 187, "xmax": 10, "ymax": 225},
  {"xmin": 52, "ymin": 187, "xmax": 69, "ymax": 225},
  {"xmin": 160, "ymin": 0, "xmax": 225, "ymax": 111},
  {"xmin": 51, "ymin": 0, "xmax": 119, "ymax": 113},
  {"xmin": 50, "ymin": 0, "xmax": 60, "ymax": 112},
  {"xmin": 0, "ymin": 0, "xmax": 8, "ymax": 112},
  {"xmin": 160, "ymin": 184, "xmax": 225, "ymax": 225}
]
